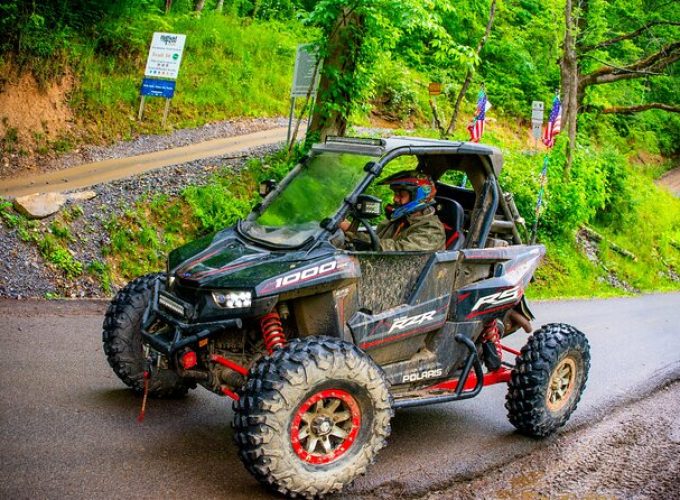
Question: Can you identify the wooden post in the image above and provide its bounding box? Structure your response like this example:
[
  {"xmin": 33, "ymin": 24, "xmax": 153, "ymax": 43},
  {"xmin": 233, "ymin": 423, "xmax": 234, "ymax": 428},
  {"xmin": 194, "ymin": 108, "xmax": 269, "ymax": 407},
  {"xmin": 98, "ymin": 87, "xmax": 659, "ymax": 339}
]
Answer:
[
  {"xmin": 162, "ymin": 99, "xmax": 171, "ymax": 127},
  {"xmin": 138, "ymin": 96, "xmax": 146, "ymax": 121},
  {"xmin": 286, "ymin": 97, "xmax": 296, "ymax": 144}
]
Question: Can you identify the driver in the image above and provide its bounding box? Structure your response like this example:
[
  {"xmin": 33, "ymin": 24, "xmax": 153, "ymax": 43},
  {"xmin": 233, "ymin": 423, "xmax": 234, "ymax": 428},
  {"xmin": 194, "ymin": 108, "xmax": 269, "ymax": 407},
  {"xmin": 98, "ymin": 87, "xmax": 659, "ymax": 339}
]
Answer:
[{"xmin": 340, "ymin": 170, "xmax": 446, "ymax": 251}]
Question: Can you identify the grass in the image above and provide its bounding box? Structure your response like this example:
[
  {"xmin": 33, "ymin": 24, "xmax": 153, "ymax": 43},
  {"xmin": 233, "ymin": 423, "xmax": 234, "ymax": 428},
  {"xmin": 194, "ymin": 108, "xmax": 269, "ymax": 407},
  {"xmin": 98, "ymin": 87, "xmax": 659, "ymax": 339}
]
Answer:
[
  {"xmin": 590, "ymin": 178, "xmax": 680, "ymax": 292},
  {"xmin": 2, "ymin": 130, "xmax": 679, "ymax": 298},
  {"xmin": 103, "ymin": 193, "xmax": 198, "ymax": 283},
  {"xmin": 66, "ymin": 13, "xmax": 309, "ymax": 147},
  {"xmin": 529, "ymin": 239, "xmax": 623, "ymax": 300}
]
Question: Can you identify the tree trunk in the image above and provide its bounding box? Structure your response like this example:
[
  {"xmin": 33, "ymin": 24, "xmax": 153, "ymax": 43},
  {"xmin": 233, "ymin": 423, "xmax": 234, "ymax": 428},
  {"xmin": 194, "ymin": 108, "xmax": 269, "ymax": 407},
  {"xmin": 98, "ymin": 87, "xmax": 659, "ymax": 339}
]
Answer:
[
  {"xmin": 308, "ymin": 9, "xmax": 365, "ymax": 142},
  {"xmin": 446, "ymin": 0, "xmax": 497, "ymax": 137},
  {"xmin": 216, "ymin": 0, "xmax": 224, "ymax": 13},
  {"xmin": 165, "ymin": 0, "xmax": 173, "ymax": 14},
  {"xmin": 195, "ymin": 0, "xmax": 206, "ymax": 12},
  {"xmin": 560, "ymin": 0, "xmax": 579, "ymax": 175}
]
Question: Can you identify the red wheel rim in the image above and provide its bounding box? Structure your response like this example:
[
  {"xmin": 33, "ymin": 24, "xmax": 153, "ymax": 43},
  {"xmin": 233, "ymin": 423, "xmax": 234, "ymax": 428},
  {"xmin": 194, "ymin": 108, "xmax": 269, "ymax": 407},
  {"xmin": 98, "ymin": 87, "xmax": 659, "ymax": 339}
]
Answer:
[{"xmin": 290, "ymin": 389, "xmax": 361, "ymax": 465}]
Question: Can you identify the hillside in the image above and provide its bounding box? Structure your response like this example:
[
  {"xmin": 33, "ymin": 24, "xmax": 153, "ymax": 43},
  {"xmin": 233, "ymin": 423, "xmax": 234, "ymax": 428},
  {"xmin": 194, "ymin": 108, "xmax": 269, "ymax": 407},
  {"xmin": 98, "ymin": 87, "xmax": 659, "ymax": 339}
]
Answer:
[
  {"xmin": 1, "ymin": 114, "xmax": 679, "ymax": 300},
  {"xmin": 0, "ymin": 1, "xmax": 679, "ymax": 299}
]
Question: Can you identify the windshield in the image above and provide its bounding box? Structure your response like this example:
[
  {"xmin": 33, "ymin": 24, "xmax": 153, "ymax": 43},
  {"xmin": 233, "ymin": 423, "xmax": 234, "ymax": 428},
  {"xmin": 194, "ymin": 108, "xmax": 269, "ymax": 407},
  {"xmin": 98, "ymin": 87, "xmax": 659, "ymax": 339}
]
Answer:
[{"xmin": 242, "ymin": 151, "xmax": 375, "ymax": 247}]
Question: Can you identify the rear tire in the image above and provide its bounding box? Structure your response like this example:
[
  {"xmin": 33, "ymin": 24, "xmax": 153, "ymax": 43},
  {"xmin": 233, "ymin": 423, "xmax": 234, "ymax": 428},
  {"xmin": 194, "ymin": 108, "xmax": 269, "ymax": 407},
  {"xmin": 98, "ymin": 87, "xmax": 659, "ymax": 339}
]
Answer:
[
  {"xmin": 102, "ymin": 273, "xmax": 190, "ymax": 398},
  {"xmin": 233, "ymin": 336, "xmax": 393, "ymax": 498},
  {"xmin": 506, "ymin": 323, "xmax": 590, "ymax": 437}
]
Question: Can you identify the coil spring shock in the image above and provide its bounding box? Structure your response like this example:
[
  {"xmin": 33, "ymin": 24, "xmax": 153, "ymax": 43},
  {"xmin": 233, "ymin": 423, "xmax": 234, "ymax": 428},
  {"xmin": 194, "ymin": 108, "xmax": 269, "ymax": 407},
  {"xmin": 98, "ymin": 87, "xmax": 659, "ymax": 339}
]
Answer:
[
  {"xmin": 481, "ymin": 320, "xmax": 504, "ymax": 372},
  {"xmin": 483, "ymin": 320, "xmax": 503, "ymax": 361},
  {"xmin": 260, "ymin": 311, "xmax": 286, "ymax": 354}
]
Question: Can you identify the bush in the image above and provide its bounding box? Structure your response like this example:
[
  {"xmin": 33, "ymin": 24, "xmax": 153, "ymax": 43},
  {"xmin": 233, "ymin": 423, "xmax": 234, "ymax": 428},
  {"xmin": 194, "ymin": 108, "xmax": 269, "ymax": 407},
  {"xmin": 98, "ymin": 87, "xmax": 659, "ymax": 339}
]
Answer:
[
  {"xmin": 183, "ymin": 176, "xmax": 254, "ymax": 233},
  {"xmin": 536, "ymin": 141, "xmax": 607, "ymax": 238},
  {"xmin": 369, "ymin": 57, "xmax": 423, "ymax": 122}
]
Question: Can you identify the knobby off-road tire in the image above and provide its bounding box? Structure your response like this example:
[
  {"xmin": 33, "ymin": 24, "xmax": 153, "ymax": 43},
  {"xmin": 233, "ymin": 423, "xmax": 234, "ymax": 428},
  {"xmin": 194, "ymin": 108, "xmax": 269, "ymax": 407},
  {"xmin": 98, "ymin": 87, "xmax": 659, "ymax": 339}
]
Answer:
[
  {"xmin": 102, "ymin": 273, "xmax": 190, "ymax": 398},
  {"xmin": 233, "ymin": 336, "xmax": 393, "ymax": 498},
  {"xmin": 506, "ymin": 323, "xmax": 590, "ymax": 437}
]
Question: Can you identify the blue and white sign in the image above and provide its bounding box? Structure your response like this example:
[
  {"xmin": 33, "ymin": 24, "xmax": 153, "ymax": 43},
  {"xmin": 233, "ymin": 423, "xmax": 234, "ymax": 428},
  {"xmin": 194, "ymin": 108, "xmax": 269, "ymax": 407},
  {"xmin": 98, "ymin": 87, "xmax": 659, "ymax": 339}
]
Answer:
[
  {"xmin": 144, "ymin": 32, "xmax": 186, "ymax": 80},
  {"xmin": 140, "ymin": 78, "xmax": 176, "ymax": 98}
]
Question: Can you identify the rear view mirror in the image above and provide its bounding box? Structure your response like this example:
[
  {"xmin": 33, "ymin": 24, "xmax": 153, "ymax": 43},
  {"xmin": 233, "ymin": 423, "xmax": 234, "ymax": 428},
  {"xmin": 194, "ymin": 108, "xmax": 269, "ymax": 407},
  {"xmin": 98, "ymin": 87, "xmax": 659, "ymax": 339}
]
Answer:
[
  {"xmin": 355, "ymin": 194, "xmax": 382, "ymax": 219},
  {"xmin": 259, "ymin": 179, "xmax": 277, "ymax": 197}
]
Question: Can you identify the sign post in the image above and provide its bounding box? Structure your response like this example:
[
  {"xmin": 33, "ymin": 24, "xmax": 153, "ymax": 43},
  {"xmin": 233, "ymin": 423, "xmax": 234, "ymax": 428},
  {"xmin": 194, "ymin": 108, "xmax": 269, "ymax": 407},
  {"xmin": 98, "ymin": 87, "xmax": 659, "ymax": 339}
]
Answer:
[
  {"xmin": 288, "ymin": 44, "xmax": 322, "ymax": 144},
  {"xmin": 139, "ymin": 32, "xmax": 186, "ymax": 126},
  {"xmin": 428, "ymin": 83, "xmax": 442, "ymax": 130}
]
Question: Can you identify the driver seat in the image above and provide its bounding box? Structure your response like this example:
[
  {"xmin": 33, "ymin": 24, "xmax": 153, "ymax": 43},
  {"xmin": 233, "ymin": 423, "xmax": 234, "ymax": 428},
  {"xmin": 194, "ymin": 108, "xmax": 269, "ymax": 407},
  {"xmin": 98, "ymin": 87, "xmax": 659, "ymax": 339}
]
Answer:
[{"xmin": 434, "ymin": 197, "xmax": 465, "ymax": 250}]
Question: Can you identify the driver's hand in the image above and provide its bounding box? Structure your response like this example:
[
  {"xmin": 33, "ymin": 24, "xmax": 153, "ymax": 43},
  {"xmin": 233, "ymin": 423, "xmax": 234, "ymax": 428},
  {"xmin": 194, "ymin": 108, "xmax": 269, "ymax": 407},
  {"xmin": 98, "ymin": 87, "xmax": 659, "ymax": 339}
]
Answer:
[
  {"xmin": 329, "ymin": 228, "xmax": 346, "ymax": 249},
  {"xmin": 339, "ymin": 219, "xmax": 352, "ymax": 232}
]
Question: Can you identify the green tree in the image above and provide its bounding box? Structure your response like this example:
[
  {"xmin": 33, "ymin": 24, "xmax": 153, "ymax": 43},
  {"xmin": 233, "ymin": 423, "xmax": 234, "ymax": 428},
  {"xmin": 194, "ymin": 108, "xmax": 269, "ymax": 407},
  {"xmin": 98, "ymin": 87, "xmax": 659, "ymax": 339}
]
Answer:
[
  {"xmin": 306, "ymin": 0, "xmax": 475, "ymax": 141},
  {"xmin": 561, "ymin": 0, "xmax": 680, "ymax": 171}
]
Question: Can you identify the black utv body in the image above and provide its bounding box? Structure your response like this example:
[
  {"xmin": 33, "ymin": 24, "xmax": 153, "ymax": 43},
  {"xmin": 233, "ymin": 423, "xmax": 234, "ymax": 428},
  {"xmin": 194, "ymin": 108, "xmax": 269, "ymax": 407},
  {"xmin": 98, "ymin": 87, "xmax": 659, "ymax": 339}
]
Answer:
[{"xmin": 103, "ymin": 136, "xmax": 590, "ymax": 498}]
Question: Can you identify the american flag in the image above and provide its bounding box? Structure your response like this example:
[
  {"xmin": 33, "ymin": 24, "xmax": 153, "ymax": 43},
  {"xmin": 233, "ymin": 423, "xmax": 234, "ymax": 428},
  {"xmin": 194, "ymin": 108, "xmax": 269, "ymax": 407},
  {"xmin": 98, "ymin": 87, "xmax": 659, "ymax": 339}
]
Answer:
[
  {"xmin": 543, "ymin": 95, "xmax": 562, "ymax": 148},
  {"xmin": 467, "ymin": 89, "xmax": 488, "ymax": 143}
]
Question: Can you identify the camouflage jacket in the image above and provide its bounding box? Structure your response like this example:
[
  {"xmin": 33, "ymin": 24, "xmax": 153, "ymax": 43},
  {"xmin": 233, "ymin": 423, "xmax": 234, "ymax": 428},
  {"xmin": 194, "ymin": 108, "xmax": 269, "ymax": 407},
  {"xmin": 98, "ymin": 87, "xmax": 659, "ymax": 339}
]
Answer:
[{"xmin": 350, "ymin": 206, "xmax": 446, "ymax": 252}]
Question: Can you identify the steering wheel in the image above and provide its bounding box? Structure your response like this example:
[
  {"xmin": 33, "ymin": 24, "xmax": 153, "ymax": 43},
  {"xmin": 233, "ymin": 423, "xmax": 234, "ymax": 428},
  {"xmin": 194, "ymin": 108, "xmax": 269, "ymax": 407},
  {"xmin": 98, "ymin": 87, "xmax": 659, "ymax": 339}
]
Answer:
[{"xmin": 346, "ymin": 217, "xmax": 380, "ymax": 251}]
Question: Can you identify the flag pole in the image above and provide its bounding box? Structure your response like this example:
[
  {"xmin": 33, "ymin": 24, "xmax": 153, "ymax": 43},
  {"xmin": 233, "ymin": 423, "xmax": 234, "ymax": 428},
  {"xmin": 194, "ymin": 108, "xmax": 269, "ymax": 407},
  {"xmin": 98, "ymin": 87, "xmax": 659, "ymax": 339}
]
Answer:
[
  {"xmin": 530, "ymin": 155, "xmax": 549, "ymax": 244},
  {"xmin": 530, "ymin": 91, "xmax": 561, "ymax": 244}
]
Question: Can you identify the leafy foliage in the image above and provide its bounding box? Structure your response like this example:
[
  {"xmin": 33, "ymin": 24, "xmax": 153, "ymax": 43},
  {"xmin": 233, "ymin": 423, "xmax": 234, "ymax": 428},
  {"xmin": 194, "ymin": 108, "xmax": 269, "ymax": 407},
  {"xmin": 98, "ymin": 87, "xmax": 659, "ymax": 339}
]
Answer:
[
  {"xmin": 2, "ymin": 0, "xmax": 679, "ymax": 297},
  {"xmin": 103, "ymin": 194, "xmax": 197, "ymax": 280},
  {"xmin": 183, "ymin": 182, "xmax": 253, "ymax": 233}
]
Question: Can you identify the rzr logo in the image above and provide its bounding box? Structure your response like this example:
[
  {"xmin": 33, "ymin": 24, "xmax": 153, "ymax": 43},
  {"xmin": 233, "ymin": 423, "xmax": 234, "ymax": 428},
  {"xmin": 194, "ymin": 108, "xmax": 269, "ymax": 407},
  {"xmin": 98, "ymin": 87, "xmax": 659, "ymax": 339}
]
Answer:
[
  {"xmin": 471, "ymin": 286, "xmax": 522, "ymax": 312},
  {"xmin": 402, "ymin": 368, "xmax": 443, "ymax": 383},
  {"xmin": 388, "ymin": 310, "xmax": 436, "ymax": 334}
]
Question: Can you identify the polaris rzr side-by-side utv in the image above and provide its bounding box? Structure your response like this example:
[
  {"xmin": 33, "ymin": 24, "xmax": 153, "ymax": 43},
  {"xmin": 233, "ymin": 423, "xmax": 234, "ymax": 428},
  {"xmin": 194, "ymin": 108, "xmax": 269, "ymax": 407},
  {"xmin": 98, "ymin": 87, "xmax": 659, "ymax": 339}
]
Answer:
[{"xmin": 103, "ymin": 136, "xmax": 590, "ymax": 498}]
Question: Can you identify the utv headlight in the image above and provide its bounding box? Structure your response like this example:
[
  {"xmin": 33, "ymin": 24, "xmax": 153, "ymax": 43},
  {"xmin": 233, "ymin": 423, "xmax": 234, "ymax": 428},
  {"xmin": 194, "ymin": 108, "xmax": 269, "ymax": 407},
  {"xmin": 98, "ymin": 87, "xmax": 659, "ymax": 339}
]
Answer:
[{"xmin": 212, "ymin": 290, "xmax": 252, "ymax": 309}]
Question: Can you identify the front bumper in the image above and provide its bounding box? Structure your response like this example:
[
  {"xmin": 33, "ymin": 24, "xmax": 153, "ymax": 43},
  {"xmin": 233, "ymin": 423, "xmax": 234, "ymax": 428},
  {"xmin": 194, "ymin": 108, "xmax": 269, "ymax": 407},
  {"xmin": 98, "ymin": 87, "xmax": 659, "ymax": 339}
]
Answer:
[{"xmin": 141, "ymin": 279, "xmax": 243, "ymax": 356}]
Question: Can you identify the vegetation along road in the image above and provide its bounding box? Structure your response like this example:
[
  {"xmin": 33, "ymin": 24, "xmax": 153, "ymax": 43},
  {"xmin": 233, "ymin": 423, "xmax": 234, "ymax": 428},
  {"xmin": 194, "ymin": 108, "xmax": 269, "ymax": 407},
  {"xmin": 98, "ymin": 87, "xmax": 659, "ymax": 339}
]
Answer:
[{"xmin": 1, "ymin": 294, "xmax": 678, "ymax": 499}]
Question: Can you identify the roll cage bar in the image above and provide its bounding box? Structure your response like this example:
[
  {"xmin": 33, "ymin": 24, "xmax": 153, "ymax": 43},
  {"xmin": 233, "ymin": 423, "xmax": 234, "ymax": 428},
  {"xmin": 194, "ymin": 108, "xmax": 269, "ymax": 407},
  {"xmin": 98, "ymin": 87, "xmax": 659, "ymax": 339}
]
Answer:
[{"xmin": 246, "ymin": 137, "xmax": 522, "ymax": 250}]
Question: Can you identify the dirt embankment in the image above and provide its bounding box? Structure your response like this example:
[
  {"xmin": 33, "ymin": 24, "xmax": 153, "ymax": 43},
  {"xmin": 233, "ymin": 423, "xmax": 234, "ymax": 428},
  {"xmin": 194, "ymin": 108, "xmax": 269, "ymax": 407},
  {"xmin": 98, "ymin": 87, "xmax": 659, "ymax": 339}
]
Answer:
[{"xmin": 0, "ymin": 69, "xmax": 75, "ymax": 178}]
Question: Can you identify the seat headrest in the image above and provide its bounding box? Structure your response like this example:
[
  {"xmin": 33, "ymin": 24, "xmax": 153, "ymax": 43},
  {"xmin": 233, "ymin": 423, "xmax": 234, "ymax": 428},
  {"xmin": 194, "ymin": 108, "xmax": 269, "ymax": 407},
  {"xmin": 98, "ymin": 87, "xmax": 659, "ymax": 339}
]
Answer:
[{"xmin": 435, "ymin": 196, "xmax": 464, "ymax": 232}]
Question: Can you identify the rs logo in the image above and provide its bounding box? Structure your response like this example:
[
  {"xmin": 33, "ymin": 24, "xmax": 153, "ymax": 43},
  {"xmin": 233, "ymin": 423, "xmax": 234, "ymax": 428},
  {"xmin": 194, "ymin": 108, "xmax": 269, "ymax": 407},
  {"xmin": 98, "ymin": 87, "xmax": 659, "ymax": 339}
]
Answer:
[
  {"xmin": 471, "ymin": 286, "xmax": 522, "ymax": 312},
  {"xmin": 388, "ymin": 310, "xmax": 437, "ymax": 334}
]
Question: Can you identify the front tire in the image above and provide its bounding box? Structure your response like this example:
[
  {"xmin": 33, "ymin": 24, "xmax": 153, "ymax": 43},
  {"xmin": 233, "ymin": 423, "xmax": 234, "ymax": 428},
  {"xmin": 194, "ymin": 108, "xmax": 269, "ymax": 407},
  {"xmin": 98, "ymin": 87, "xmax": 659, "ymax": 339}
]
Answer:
[
  {"xmin": 506, "ymin": 323, "xmax": 590, "ymax": 437},
  {"xmin": 233, "ymin": 337, "xmax": 393, "ymax": 498},
  {"xmin": 102, "ymin": 273, "xmax": 190, "ymax": 398}
]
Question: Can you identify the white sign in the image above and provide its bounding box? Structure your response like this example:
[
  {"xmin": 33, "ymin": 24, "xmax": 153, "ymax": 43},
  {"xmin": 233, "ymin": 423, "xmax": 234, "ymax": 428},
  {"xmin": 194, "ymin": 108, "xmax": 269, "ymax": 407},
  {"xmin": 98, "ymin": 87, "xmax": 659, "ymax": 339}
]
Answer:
[
  {"xmin": 144, "ymin": 32, "xmax": 186, "ymax": 80},
  {"xmin": 531, "ymin": 101, "xmax": 544, "ymax": 139},
  {"xmin": 291, "ymin": 44, "xmax": 322, "ymax": 97}
]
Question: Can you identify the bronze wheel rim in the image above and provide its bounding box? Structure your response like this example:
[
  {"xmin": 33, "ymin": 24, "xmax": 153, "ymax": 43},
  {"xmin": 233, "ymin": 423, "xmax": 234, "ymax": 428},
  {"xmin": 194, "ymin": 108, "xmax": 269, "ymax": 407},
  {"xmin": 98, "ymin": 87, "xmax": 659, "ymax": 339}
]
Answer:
[
  {"xmin": 546, "ymin": 356, "xmax": 577, "ymax": 412},
  {"xmin": 290, "ymin": 389, "xmax": 361, "ymax": 465}
]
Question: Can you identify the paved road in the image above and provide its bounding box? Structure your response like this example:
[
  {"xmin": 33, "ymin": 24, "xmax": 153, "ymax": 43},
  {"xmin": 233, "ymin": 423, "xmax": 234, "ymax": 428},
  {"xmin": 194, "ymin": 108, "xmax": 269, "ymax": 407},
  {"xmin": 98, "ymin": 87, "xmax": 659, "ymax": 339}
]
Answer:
[
  {"xmin": 0, "ymin": 294, "xmax": 678, "ymax": 499},
  {"xmin": 0, "ymin": 127, "xmax": 293, "ymax": 198}
]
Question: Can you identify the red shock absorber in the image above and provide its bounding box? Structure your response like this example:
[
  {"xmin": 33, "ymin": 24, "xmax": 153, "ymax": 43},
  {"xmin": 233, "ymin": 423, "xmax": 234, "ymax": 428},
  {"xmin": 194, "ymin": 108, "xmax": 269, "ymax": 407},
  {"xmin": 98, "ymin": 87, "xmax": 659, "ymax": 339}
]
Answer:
[
  {"xmin": 482, "ymin": 320, "xmax": 503, "ymax": 369},
  {"xmin": 489, "ymin": 322, "xmax": 503, "ymax": 357},
  {"xmin": 260, "ymin": 311, "xmax": 287, "ymax": 354}
]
